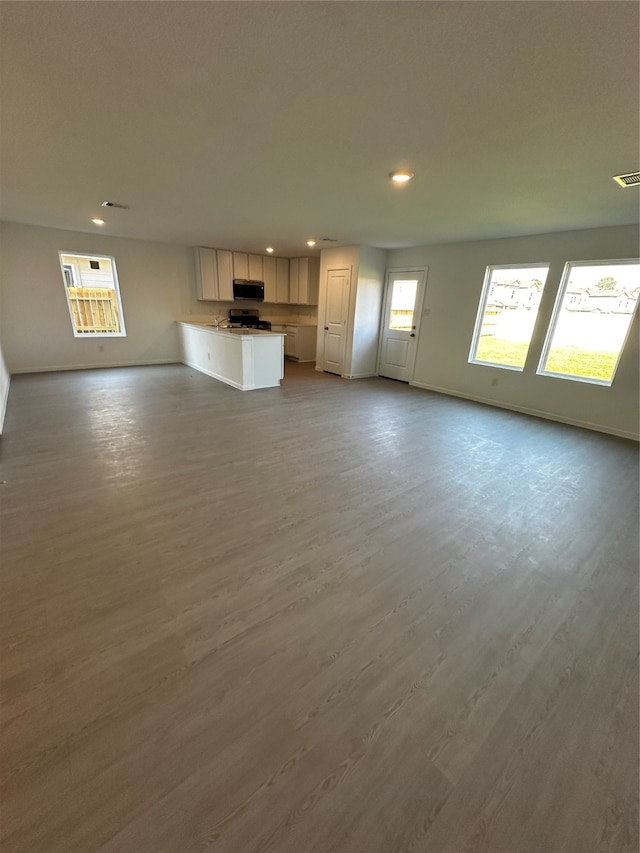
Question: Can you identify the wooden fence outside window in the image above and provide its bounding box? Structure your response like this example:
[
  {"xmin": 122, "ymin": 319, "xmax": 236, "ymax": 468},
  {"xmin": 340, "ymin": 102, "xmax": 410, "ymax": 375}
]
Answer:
[{"xmin": 67, "ymin": 287, "xmax": 122, "ymax": 334}]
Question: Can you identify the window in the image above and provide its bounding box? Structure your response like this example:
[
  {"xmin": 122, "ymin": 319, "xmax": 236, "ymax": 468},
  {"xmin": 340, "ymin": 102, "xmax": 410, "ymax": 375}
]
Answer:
[
  {"xmin": 538, "ymin": 259, "xmax": 640, "ymax": 385},
  {"xmin": 59, "ymin": 252, "xmax": 126, "ymax": 337},
  {"xmin": 388, "ymin": 278, "xmax": 418, "ymax": 330},
  {"xmin": 469, "ymin": 264, "xmax": 549, "ymax": 370}
]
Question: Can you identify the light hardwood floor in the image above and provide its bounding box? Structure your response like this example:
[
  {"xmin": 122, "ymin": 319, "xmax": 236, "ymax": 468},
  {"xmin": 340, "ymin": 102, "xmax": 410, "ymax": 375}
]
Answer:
[{"xmin": 1, "ymin": 362, "xmax": 638, "ymax": 853}]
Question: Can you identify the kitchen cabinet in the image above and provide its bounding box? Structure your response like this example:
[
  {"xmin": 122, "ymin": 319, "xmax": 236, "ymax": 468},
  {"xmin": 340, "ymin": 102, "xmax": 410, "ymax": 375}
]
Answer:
[
  {"xmin": 216, "ymin": 249, "xmax": 234, "ymax": 301},
  {"xmin": 232, "ymin": 252, "xmax": 249, "ymax": 280},
  {"xmin": 289, "ymin": 259, "xmax": 300, "ymax": 304},
  {"xmin": 199, "ymin": 246, "xmax": 317, "ymax": 305},
  {"xmin": 233, "ymin": 252, "xmax": 265, "ymax": 282},
  {"xmin": 178, "ymin": 322, "xmax": 285, "ymax": 390},
  {"xmin": 248, "ymin": 254, "xmax": 263, "ymax": 281},
  {"xmin": 263, "ymin": 255, "xmax": 277, "ymax": 303},
  {"xmin": 194, "ymin": 247, "xmax": 219, "ymax": 301},
  {"xmin": 276, "ymin": 258, "xmax": 289, "ymax": 303},
  {"xmin": 285, "ymin": 324, "xmax": 317, "ymax": 362},
  {"xmin": 289, "ymin": 257, "xmax": 319, "ymax": 305},
  {"xmin": 264, "ymin": 257, "xmax": 290, "ymax": 304}
]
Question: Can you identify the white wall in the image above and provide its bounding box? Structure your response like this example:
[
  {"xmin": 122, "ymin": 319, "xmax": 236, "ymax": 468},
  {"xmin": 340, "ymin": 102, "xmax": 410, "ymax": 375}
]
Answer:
[
  {"xmin": 0, "ymin": 222, "xmax": 194, "ymax": 373},
  {"xmin": 388, "ymin": 224, "xmax": 639, "ymax": 440},
  {"xmin": 0, "ymin": 331, "xmax": 10, "ymax": 434},
  {"xmin": 314, "ymin": 245, "xmax": 391, "ymax": 377},
  {"xmin": 350, "ymin": 245, "xmax": 387, "ymax": 378}
]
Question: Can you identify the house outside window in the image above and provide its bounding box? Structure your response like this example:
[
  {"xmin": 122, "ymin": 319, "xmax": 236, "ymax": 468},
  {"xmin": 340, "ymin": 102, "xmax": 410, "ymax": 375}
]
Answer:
[
  {"xmin": 59, "ymin": 252, "xmax": 126, "ymax": 337},
  {"xmin": 469, "ymin": 264, "xmax": 550, "ymax": 370},
  {"xmin": 537, "ymin": 259, "xmax": 640, "ymax": 385}
]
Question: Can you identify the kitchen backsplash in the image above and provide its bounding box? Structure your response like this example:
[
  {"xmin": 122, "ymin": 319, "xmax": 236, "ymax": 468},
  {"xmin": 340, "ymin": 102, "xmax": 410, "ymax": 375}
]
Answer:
[{"xmin": 187, "ymin": 301, "xmax": 318, "ymax": 324}]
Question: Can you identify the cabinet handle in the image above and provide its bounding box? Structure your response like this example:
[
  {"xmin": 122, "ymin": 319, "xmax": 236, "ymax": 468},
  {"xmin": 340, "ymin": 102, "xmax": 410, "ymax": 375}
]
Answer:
[
  {"xmin": 324, "ymin": 326, "xmax": 329, "ymax": 331},
  {"xmin": 410, "ymin": 333, "xmax": 415, "ymax": 337}
]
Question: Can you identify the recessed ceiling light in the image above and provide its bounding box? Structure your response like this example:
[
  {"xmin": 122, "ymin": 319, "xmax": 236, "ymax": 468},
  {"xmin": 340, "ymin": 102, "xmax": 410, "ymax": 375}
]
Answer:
[
  {"xmin": 306, "ymin": 239, "xmax": 317, "ymax": 247},
  {"xmin": 390, "ymin": 170, "xmax": 414, "ymax": 184},
  {"xmin": 266, "ymin": 247, "xmax": 274, "ymax": 253},
  {"xmin": 91, "ymin": 218, "xmax": 105, "ymax": 226}
]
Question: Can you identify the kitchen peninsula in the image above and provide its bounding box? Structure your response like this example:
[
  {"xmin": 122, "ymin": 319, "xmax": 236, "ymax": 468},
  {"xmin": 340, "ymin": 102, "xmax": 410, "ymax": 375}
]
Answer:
[{"xmin": 177, "ymin": 322, "xmax": 285, "ymax": 390}]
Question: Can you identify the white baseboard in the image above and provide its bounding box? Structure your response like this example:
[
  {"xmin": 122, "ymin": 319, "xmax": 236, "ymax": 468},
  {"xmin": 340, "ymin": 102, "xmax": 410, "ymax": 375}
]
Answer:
[
  {"xmin": 344, "ymin": 372, "xmax": 377, "ymax": 379},
  {"xmin": 182, "ymin": 359, "xmax": 279, "ymax": 391},
  {"xmin": 410, "ymin": 380, "xmax": 639, "ymax": 442},
  {"xmin": 10, "ymin": 358, "xmax": 180, "ymax": 375}
]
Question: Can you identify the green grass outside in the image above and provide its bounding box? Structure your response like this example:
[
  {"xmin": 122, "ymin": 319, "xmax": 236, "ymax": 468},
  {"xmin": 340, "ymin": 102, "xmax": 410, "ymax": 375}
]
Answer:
[
  {"xmin": 475, "ymin": 337, "xmax": 616, "ymax": 381},
  {"xmin": 544, "ymin": 346, "xmax": 616, "ymax": 382},
  {"xmin": 474, "ymin": 338, "xmax": 529, "ymax": 369}
]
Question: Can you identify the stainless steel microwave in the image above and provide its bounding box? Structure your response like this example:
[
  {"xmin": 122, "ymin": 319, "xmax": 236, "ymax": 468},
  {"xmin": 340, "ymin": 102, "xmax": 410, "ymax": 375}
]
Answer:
[{"xmin": 233, "ymin": 279, "xmax": 264, "ymax": 301}]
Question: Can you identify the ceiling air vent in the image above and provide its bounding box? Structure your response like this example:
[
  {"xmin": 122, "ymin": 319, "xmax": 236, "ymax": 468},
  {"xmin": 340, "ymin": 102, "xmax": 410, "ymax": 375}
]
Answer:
[{"xmin": 613, "ymin": 172, "xmax": 640, "ymax": 187}]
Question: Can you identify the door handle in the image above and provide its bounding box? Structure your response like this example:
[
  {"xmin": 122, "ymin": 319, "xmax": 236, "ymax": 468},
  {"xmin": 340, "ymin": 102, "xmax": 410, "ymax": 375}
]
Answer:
[
  {"xmin": 410, "ymin": 333, "xmax": 415, "ymax": 337},
  {"xmin": 324, "ymin": 326, "xmax": 329, "ymax": 331}
]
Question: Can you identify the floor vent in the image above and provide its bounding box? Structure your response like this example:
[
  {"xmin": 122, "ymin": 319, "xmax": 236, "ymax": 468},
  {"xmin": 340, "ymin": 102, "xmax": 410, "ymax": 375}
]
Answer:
[{"xmin": 613, "ymin": 172, "xmax": 640, "ymax": 187}]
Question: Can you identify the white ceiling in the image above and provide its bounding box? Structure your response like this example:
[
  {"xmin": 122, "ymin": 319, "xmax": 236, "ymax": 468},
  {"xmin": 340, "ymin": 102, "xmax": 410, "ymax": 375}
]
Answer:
[{"xmin": 1, "ymin": 1, "xmax": 638, "ymax": 257}]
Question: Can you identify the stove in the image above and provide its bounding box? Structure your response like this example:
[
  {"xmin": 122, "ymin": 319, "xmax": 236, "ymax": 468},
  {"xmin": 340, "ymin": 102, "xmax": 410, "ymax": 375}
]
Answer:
[{"xmin": 228, "ymin": 309, "xmax": 271, "ymax": 330}]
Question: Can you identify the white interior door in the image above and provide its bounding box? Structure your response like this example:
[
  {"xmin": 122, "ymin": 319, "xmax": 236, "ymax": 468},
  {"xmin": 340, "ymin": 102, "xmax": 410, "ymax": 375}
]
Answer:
[
  {"xmin": 322, "ymin": 268, "xmax": 351, "ymax": 375},
  {"xmin": 378, "ymin": 270, "xmax": 426, "ymax": 382}
]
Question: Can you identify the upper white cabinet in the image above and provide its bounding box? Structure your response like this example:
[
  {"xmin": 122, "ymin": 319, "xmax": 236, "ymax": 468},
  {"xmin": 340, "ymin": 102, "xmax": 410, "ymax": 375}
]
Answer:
[
  {"xmin": 262, "ymin": 256, "xmax": 290, "ymax": 303},
  {"xmin": 248, "ymin": 254, "xmax": 263, "ymax": 281},
  {"xmin": 216, "ymin": 249, "xmax": 234, "ymax": 301},
  {"xmin": 263, "ymin": 255, "xmax": 277, "ymax": 302},
  {"xmin": 289, "ymin": 259, "xmax": 300, "ymax": 304},
  {"xmin": 233, "ymin": 252, "xmax": 249, "ymax": 280},
  {"xmin": 195, "ymin": 246, "xmax": 315, "ymax": 305},
  {"xmin": 276, "ymin": 258, "xmax": 289, "ymax": 303},
  {"xmin": 195, "ymin": 247, "xmax": 235, "ymax": 301},
  {"xmin": 195, "ymin": 247, "xmax": 219, "ymax": 301},
  {"xmin": 233, "ymin": 252, "xmax": 264, "ymax": 282},
  {"xmin": 289, "ymin": 257, "xmax": 320, "ymax": 305}
]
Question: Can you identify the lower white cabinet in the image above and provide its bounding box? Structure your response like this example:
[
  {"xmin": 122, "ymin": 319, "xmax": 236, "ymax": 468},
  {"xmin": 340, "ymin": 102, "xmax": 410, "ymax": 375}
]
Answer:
[
  {"xmin": 285, "ymin": 325, "xmax": 317, "ymax": 362},
  {"xmin": 178, "ymin": 323, "xmax": 285, "ymax": 390}
]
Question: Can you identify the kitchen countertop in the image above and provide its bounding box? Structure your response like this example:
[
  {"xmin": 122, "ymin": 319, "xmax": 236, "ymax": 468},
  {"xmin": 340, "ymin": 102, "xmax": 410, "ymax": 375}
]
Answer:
[{"xmin": 177, "ymin": 321, "xmax": 285, "ymax": 337}]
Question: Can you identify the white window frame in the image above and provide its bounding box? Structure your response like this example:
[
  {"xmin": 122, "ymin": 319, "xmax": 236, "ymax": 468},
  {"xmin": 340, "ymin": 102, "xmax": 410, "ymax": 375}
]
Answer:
[
  {"xmin": 537, "ymin": 258, "xmax": 640, "ymax": 387},
  {"xmin": 468, "ymin": 262, "xmax": 550, "ymax": 372},
  {"xmin": 58, "ymin": 251, "xmax": 127, "ymax": 338}
]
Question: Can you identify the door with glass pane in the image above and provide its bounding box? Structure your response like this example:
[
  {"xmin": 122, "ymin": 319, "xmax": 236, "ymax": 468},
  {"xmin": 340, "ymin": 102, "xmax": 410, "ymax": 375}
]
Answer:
[{"xmin": 378, "ymin": 270, "xmax": 426, "ymax": 381}]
